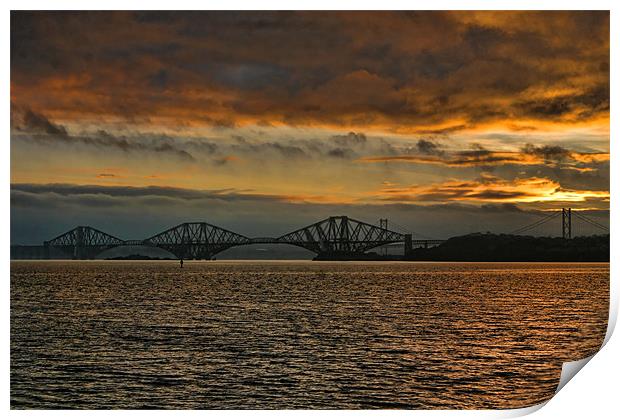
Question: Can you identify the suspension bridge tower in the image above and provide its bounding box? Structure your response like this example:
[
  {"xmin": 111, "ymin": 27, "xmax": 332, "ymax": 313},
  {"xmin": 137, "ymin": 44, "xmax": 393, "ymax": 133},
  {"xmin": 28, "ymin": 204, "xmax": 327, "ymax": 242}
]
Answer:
[
  {"xmin": 511, "ymin": 207, "xmax": 608, "ymax": 238},
  {"xmin": 562, "ymin": 208, "xmax": 572, "ymax": 239}
]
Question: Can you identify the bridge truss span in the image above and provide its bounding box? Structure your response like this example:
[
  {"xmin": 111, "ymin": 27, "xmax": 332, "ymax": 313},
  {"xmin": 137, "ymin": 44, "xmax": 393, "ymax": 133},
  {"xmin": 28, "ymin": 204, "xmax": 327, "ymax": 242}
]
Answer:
[
  {"xmin": 44, "ymin": 226, "xmax": 125, "ymax": 259},
  {"xmin": 42, "ymin": 216, "xmax": 442, "ymax": 260},
  {"xmin": 144, "ymin": 222, "xmax": 251, "ymax": 259},
  {"xmin": 276, "ymin": 215, "xmax": 407, "ymax": 255}
]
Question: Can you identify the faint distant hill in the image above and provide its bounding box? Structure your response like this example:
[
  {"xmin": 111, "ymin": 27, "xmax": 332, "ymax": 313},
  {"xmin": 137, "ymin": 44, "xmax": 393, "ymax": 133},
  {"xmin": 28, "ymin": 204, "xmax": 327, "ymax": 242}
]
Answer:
[{"xmin": 407, "ymin": 233, "xmax": 609, "ymax": 262}]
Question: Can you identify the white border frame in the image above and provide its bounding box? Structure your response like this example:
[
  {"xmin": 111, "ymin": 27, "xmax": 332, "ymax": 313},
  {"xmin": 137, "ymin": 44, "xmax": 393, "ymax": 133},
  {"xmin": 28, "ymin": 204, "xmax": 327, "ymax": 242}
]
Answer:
[{"xmin": 3, "ymin": 2, "xmax": 617, "ymax": 418}]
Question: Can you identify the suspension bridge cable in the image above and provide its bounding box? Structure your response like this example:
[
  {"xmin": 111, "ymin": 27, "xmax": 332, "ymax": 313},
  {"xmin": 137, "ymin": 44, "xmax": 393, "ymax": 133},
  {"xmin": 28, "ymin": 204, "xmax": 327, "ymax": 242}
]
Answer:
[
  {"xmin": 510, "ymin": 211, "xmax": 559, "ymax": 234},
  {"xmin": 513, "ymin": 211, "xmax": 561, "ymax": 234},
  {"xmin": 510, "ymin": 211, "xmax": 561, "ymax": 235},
  {"xmin": 512, "ymin": 218, "xmax": 556, "ymax": 235},
  {"xmin": 572, "ymin": 211, "xmax": 606, "ymax": 231},
  {"xmin": 572, "ymin": 212, "xmax": 610, "ymax": 232}
]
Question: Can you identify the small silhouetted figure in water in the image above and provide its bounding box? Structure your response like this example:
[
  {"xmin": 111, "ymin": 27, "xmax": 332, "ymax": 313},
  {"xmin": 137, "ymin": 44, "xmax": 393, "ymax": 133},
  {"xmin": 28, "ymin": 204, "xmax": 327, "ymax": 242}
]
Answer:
[{"xmin": 180, "ymin": 258, "xmax": 184, "ymax": 268}]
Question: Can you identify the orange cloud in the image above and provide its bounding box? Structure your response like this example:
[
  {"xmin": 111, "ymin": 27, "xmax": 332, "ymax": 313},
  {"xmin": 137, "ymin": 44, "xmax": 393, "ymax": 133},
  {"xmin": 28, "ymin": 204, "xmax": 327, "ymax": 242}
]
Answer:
[
  {"xmin": 359, "ymin": 152, "xmax": 543, "ymax": 167},
  {"xmin": 371, "ymin": 175, "xmax": 609, "ymax": 205},
  {"xmin": 359, "ymin": 146, "xmax": 609, "ymax": 168},
  {"xmin": 11, "ymin": 11, "xmax": 609, "ymax": 134},
  {"xmin": 570, "ymin": 152, "xmax": 610, "ymax": 163}
]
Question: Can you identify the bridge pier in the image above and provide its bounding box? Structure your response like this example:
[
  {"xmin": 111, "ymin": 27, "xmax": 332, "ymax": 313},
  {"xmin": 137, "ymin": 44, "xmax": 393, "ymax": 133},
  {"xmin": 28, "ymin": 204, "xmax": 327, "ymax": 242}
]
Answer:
[
  {"xmin": 71, "ymin": 226, "xmax": 84, "ymax": 259},
  {"xmin": 404, "ymin": 234, "xmax": 413, "ymax": 256}
]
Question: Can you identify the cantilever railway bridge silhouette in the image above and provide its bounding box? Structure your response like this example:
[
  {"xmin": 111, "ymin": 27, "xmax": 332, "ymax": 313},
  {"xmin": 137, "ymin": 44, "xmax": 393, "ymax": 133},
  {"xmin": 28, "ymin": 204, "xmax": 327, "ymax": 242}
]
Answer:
[
  {"xmin": 43, "ymin": 216, "xmax": 437, "ymax": 260},
  {"xmin": 41, "ymin": 209, "xmax": 608, "ymax": 260}
]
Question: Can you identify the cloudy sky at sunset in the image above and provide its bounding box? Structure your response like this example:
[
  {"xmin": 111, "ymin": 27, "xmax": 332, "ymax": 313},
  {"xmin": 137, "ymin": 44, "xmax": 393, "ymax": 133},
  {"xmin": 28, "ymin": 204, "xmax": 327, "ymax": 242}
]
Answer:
[{"xmin": 10, "ymin": 11, "xmax": 609, "ymax": 243}]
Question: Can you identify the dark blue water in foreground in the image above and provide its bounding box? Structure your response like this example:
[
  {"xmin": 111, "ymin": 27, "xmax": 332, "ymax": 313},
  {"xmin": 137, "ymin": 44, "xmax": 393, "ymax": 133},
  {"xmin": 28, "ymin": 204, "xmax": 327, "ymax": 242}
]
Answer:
[{"xmin": 11, "ymin": 261, "xmax": 608, "ymax": 409}]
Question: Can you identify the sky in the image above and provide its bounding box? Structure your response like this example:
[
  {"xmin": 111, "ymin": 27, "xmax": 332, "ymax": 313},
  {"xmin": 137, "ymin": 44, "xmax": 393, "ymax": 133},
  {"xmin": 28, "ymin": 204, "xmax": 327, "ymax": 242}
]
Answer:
[{"xmin": 10, "ymin": 11, "xmax": 610, "ymax": 244}]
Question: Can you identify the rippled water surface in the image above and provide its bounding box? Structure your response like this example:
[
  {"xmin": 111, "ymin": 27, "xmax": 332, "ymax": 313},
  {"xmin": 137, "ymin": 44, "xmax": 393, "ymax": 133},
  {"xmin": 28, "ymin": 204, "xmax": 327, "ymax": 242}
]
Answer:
[{"xmin": 11, "ymin": 261, "xmax": 608, "ymax": 409}]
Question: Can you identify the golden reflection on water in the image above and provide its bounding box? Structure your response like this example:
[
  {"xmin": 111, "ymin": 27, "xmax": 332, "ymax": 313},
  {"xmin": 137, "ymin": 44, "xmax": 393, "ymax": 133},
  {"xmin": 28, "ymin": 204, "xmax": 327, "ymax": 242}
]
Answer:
[{"xmin": 11, "ymin": 261, "xmax": 608, "ymax": 409}]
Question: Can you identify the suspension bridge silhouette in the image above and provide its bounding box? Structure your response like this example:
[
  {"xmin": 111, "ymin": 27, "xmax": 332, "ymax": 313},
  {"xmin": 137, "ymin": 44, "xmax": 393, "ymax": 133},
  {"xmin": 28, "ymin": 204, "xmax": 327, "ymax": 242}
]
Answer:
[{"xmin": 27, "ymin": 208, "xmax": 607, "ymax": 260}]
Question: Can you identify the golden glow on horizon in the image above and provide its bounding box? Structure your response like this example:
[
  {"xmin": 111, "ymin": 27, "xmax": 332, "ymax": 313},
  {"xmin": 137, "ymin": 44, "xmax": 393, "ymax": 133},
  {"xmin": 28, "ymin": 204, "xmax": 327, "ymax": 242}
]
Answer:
[{"xmin": 371, "ymin": 176, "xmax": 610, "ymax": 206}]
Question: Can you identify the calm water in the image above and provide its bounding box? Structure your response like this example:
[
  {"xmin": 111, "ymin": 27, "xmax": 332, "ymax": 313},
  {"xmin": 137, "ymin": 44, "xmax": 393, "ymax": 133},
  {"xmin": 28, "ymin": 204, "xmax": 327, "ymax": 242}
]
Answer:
[{"xmin": 11, "ymin": 261, "xmax": 608, "ymax": 409}]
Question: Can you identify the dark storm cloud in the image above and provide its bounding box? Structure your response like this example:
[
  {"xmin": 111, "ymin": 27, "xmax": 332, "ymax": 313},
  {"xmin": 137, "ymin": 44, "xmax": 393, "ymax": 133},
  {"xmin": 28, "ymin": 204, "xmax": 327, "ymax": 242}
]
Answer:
[
  {"xmin": 10, "ymin": 183, "xmax": 323, "ymax": 205},
  {"xmin": 184, "ymin": 140, "xmax": 218, "ymax": 155},
  {"xmin": 214, "ymin": 63, "xmax": 291, "ymax": 90},
  {"xmin": 331, "ymin": 132, "xmax": 367, "ymax": 147},
  {"xmin": 514, "ymin": 84, "xmax": 610, "ymax": 120},
  {"xmin": 361, "ymin": 143, "xmax": 608, "ymax": 169},
  {"xmin": 327, "ymin": 148, "xmax": 354, "ymax": 159},
  {"xmin": 147, "ymin": 69, "xmax": 170, "ymax": 89},
  {"xmin": 12, "ymin": 183, "xmax": 233, "ymax": 201},
  {"xmin": 259, "ymin": 143, "xmax": 307, "ymax": 159},
  {"xmin": 467, "ymin": 190, "xmax": 529, "ymax": 200},
  {"xmin": 22, "ymin": 109, "xmax": 68, "ymax": 136},
  {"xmin": 413, "ymin": 125, "xmax": 469, "ymax": 135},
  {"xmin": 415, "ymin": 139, "xmax": 444, "ymax": 156},
  {"xmin": 11, "ymin": 107, "xmax": 196, "ymax": 161},
  {"xmin": 13, "ymin": 129, "xmax": 196, "ymax": 162},
  {"xmin": 11, "ymin": 105, "xmax": 68, "ymax": 136},
  {"xmin": 10, "ymin": 11, "xmax": 609, "ymax": 131},
  {"xmin": 223, "ymin": 131, "xmax": 376, "ymax": 161},
  {"xmin": 11, "ymin": 108, "xmax": 381, "ymax": 163},
  {"xmin": 228, "ymin": 139, "xmax": 308, "ymax": 159},
  {"xmin": 521, "ymin": 143, "xmax": 572, "ymax": 160},
  {"xmin": 450, "ymin": 148, "xmax": 514, "ymax": 166}
]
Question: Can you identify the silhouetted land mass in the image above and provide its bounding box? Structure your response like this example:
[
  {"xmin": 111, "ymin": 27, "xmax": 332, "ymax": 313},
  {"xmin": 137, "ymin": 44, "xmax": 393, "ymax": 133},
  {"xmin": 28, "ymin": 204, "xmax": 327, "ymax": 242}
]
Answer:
[{"xmin": 406, "ymin": 233, "xmax": 609, "ymax": 262}]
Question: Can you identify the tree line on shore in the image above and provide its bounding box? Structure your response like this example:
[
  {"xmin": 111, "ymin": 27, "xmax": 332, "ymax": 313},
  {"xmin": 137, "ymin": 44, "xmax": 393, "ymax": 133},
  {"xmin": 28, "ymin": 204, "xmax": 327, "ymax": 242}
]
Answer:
[{"xmin": 406, "ymin": 233, "xmax": 610, "ymax": 262}]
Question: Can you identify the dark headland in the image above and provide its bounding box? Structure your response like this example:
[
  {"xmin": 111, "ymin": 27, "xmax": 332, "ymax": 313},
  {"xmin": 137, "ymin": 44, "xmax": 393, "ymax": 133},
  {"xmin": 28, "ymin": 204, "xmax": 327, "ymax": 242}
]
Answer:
[{"xmin": 403, "ymin": 233, "xmax": 610, "ymax": 262}]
